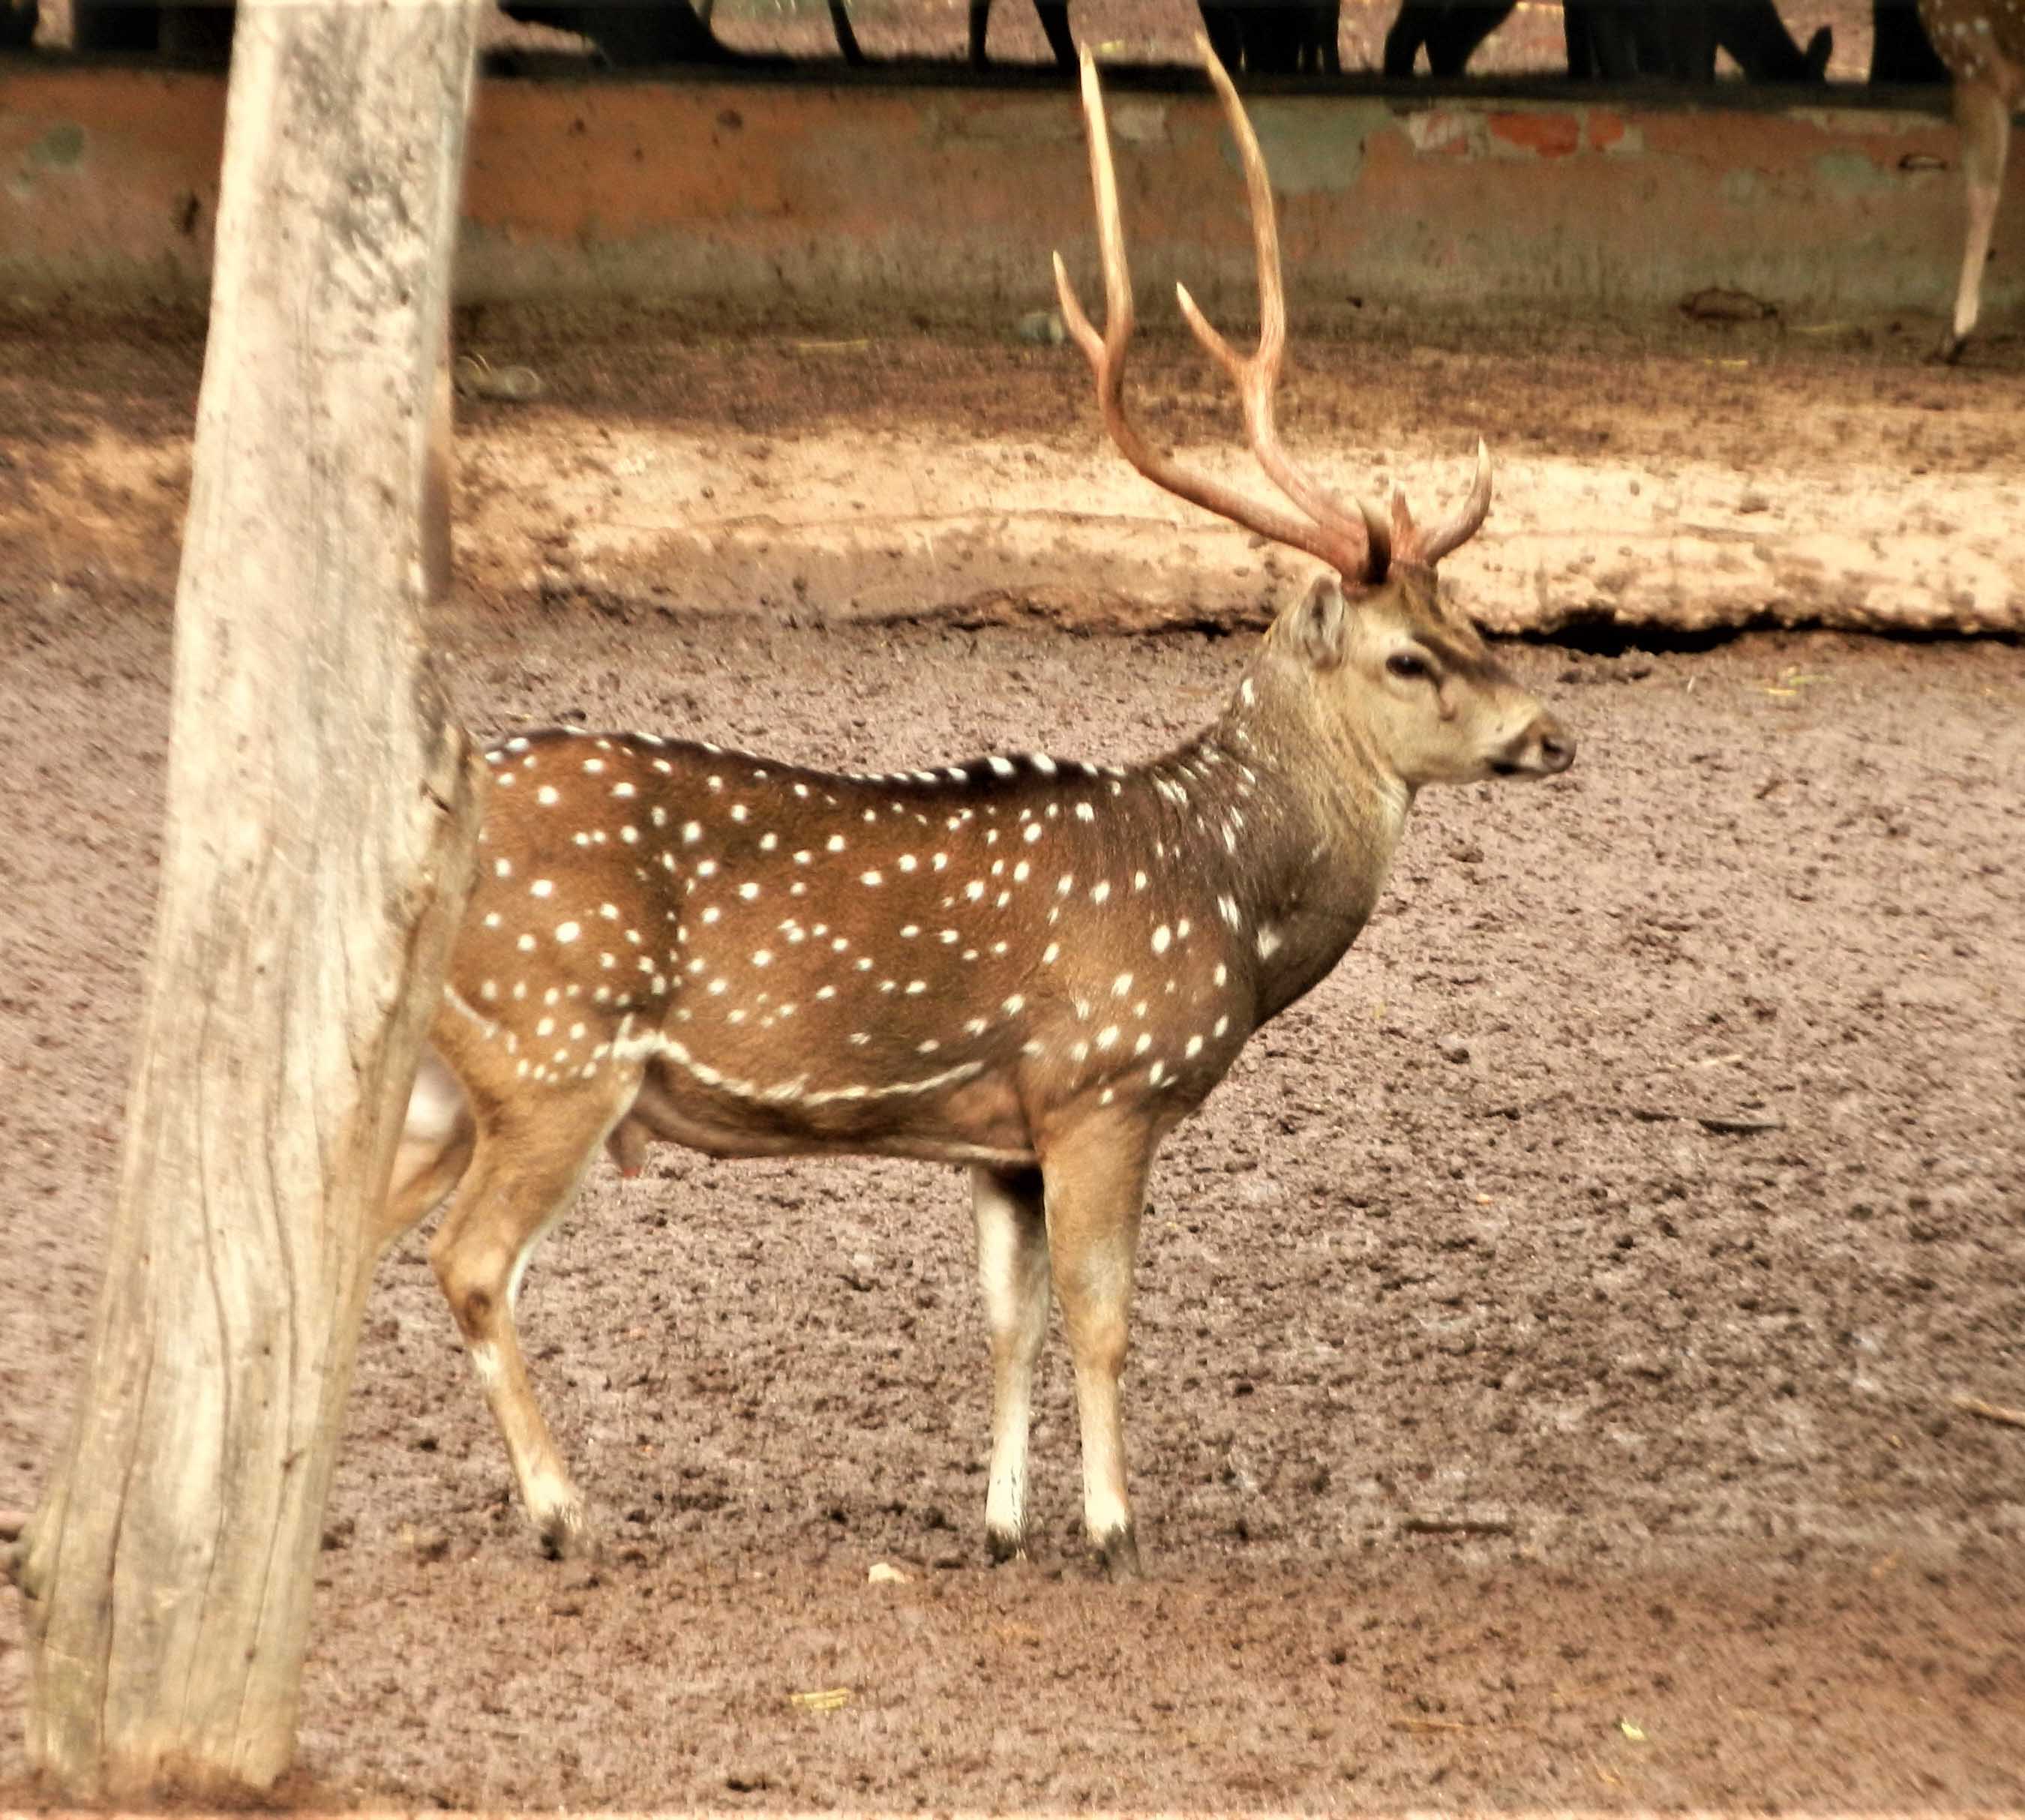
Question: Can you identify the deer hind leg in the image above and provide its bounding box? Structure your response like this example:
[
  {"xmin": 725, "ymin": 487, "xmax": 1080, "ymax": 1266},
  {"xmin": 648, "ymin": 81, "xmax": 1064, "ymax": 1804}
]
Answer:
[
  {"xmin": 1038, "ymin": 1118, "xmax": 1152, "ymax": 1580},
  {"xmin": 972, "ymin": 1165, "xmax": 1051, "ymax": 1562},
  {"xmin": 1942, "ymin": 79, "xmax": 2013, "ymax": 361},
  {"xmin": 373, "ymin": 1048, "xmax": 476, "ymax": 1255},
  {"xmin": 428, "ymin": 1078, "xmax": 636, "ymax": 1558}
]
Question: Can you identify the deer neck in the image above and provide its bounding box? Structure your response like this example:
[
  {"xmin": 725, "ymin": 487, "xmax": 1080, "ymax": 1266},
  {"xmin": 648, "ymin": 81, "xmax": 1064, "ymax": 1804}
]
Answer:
[{"xmin": 1179, "ymin": 649, "xmax": 1414, "ymax": 1021}]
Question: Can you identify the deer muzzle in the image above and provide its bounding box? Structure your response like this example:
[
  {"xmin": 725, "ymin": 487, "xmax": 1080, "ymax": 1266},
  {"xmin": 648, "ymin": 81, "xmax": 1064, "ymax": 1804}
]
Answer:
[{"xmin": 1490, "ymin": 712, "xmax": 1576, "ymax": 778}]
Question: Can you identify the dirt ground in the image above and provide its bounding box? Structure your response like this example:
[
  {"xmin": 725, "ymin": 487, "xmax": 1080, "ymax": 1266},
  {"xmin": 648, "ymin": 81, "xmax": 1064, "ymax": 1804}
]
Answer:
[{"xmin": 1, "ymin": 310, "xmax": 2022, "ymax": 1811}]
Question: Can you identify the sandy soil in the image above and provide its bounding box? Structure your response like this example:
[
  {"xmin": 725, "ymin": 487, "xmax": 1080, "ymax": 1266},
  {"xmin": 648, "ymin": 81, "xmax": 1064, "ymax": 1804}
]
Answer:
[
  {"xmin": 10, "ymin": 306, "xmax": 2023, "ymax": 639},
  {"xmin": 0, "ymin": 316, "xmax": 2020, "ymax": 1810}
]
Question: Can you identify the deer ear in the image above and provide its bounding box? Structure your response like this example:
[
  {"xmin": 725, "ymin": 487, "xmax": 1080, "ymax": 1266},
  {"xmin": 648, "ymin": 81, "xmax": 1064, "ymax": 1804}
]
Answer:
[{"xmin": 1294, "ymin": 574, "xmax": 1349, "ymax": 672}]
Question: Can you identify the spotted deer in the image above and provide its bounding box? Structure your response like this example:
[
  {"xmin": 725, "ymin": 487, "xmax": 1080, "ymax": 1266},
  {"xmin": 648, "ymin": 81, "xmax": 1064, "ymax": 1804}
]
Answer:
[
  {"xmin": 1919, "ymin": 0, "xmax": 2024, "ymax": 358},
  {"xmin": 386, "ymin": 39, "xmax": 1574, "ymax": 1579}
]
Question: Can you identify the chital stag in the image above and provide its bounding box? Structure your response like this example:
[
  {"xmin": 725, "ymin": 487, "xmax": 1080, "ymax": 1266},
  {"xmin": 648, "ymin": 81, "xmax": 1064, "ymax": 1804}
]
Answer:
[
  {"xmin": 1919, "ymin": 0, "xmax": 2024, "ymax": 358},
  {"xmin": 387, "ymin": 40, "xmax": 1574, "ymax": 1579}
]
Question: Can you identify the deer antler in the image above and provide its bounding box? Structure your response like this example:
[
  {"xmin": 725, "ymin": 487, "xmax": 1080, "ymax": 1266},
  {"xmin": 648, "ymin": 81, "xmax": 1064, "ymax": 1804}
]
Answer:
[
  {"xmin": 1053, "ymin": 41, "xmax": 1383, "ymax": 583},
  {"xmin": 1055, "ymin": 39, "xmax": 1498, "ymax": 586},
  {"xmin": 1396, "ymin": 437, "xmax": 1492, "ymax": 569},
  {"xmin": 1172, "ymin": 40, "xmax": 1392, "ymax": 579}
]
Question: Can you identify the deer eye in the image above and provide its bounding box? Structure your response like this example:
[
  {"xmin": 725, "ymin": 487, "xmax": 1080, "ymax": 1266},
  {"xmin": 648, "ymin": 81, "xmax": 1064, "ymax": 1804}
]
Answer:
[{"xmin": 1386, "ymin": 651, "xmax": 1432, "ymax": 681}]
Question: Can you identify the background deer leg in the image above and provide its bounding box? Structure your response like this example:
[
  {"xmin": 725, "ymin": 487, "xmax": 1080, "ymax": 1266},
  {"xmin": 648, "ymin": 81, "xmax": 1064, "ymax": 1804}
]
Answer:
[
  {"xmin": 1422, "ymin": 1, "xmax": 1513, "ymax": 76},
  {"xmin": 1660, "ymin": 2, "xmax": 1719, "ymax": 78},
  {"xmin": 1040, "ymin": 1120, "xmax": 1151, "ymax": 1579},
  {"xmin": 1874, "ymin": 0, "xmax": 1947, "ymax": 82},
  {"xmin": 972, "ymin": 1165, "xmax": 1051, "ymax": 1562},
  {"xmin": 1941, "ymin": 77, "xmax": 2012, "ymax": 360},
  {"xmin": 826, "ymin": 0, "xmax": 863, "ymax": 64},
  {"xmin": 428, "ymin": 1083, "xmax": 634, "ymax": 1557},
  {"xmin": 1035, "ymin": 1, "xmax": 1076, "ymax": 67},
  {"xmin": 1570, "ymin": 1, "xmax": 1644, "ymax": 76}
]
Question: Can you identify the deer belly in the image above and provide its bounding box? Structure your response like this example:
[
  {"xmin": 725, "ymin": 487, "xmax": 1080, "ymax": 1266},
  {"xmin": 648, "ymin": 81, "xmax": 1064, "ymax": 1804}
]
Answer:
[{"xmin": 629, "ymin": 1047, "xmax": 1036, "ymax": 1168}]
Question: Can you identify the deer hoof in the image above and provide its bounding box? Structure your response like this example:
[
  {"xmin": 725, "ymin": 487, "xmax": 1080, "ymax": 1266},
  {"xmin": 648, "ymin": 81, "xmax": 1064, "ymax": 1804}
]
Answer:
[
  {"xmin": 986, "ymin": 1527, "xmax": 1028, "ymax": 1565},
  {"xmin": 1934, "ymin": 330, "xmax": 1970, "ymax": 365},
  {"xmin": 538, "ymin": 1525, "xmax": 600, "ymax": 1564},
  {"xmin": 1096, "ymin": 1525, "xmax": 1142, "ymax": 1582},
  {"xmin": 536, "ymin": 1505, "xmax": 598, "ymax": 1563}
]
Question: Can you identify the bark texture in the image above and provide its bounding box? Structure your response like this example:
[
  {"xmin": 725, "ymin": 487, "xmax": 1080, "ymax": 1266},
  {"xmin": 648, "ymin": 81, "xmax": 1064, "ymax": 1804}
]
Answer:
[{"xmin": 11, "ymin": 0, "xmax": 487, "ymax": 1797}]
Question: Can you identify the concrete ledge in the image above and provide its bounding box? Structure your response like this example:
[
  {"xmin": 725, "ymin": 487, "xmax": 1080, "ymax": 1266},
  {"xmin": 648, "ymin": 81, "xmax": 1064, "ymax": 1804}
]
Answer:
[{"xmin": 0, "ymin": 60, "xmax": 2018, "ymax": 322}]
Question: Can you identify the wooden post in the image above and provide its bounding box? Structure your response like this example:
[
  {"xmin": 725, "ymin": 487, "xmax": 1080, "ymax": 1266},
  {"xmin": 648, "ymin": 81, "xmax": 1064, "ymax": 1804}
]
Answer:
[{"xmin": 8, "ymin": 0, "xmax": 487, "ymax": 1798}]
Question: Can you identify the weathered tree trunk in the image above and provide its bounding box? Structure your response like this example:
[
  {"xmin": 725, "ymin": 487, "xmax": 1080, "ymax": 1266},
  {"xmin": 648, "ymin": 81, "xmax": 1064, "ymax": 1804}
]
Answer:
[
  {"xmin": 423, "ymin": 306, "xmax": 457, "ymax": 601},
  {"xmin": 9, "ymin": 0, "xmax": 487, "ymax": 1798}
]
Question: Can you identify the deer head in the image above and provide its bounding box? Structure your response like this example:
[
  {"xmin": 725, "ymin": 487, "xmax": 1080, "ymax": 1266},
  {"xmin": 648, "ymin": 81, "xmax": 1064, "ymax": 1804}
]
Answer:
[
  {"xmin": 1053, "ymin": 37, "xmax": 1572, "ymax": 799},
  {"xmin": 1257, "ymin": 570, "xmax": 1575, "ymax": 791}
]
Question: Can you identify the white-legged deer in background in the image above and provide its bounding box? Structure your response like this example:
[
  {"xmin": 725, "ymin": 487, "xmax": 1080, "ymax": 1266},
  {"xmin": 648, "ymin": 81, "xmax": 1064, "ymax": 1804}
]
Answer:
[
  {"xmin": 386, "ymin": 40, "xmax": 1574, "ymax": 1579},
  {"xmin": 1919, "ymin": 0, "xmax": 2024, "ymax": 358}
]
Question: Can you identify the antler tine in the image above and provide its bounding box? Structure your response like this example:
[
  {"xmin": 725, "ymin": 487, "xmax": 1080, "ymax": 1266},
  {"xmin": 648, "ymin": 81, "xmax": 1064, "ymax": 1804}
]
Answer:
[
  {"xmin": 1174, "ymin": 37, "xmax": 1381, "ymax": 583},
  {"xmin": 1411, "ymin": 437, "xmax": 1496, "ymax": 567},
  {"xmin": 1358, "ymin": 495, "xmax": 1393, "ymax": 574},
  {"xmin": 1052, "ymin": 47, "xmax": 1362, "ymax": 576}
]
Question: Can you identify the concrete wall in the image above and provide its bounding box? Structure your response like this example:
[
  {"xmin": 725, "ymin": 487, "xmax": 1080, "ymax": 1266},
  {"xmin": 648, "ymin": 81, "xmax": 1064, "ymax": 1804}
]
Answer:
[{"xmin": 1, "ymin": 61, "xmax": 2018, "ymax": 322}]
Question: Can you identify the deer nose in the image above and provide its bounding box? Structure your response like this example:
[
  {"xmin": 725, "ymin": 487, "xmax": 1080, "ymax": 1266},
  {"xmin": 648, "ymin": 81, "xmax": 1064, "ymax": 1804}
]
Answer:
[{"xmin": 1496, "ymin": 714, "xmax": 1575, "ymax": 778}]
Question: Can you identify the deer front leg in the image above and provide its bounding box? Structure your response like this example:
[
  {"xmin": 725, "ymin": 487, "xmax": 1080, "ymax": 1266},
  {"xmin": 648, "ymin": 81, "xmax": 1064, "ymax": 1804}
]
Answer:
[
  {"xmin": 1940, "ymin": 78, "xmax": 2012, "ymax": 361},
  {"xmin": 428, "ymin": 1086, "xmax": 630, "ymax": 1558},
  {"xmin": 1039, "ymin": 1117, "xmax": 1152, "ymax": 1580},
  {"xmin": 972, "ymin": 1165, "xmax": 1051, "ymax": 1561}
]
